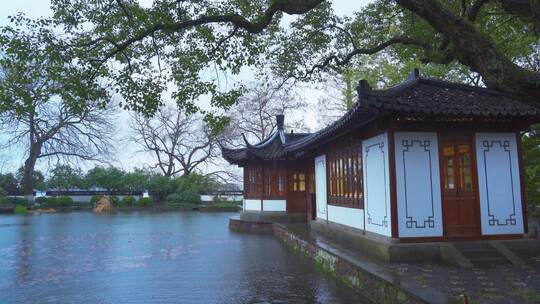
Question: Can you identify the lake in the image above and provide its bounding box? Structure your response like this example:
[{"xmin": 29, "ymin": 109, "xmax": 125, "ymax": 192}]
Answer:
[{"xmin": 0, "ymin": 212, "xmax": 367, "ymax": 303}]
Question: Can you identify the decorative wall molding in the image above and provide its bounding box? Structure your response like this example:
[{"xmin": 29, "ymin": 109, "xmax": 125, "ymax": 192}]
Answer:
[
  {"xmin": 365, "ymin": 141, "xmax": 388, "ymax": 227},
  {"xmin": 363, "ymin": 133, "xmax": 392, "ymax": 237},
  {"xmin": 475, "ymin": 133, "xmax": 524, "ymax": 235},
  {"xmin": 394, "ymin": 132, "xmax": 443, "ymax": 238},
  {"xmin": 402, "ymin": 139, "xmax": 435, "ymax": 228}
]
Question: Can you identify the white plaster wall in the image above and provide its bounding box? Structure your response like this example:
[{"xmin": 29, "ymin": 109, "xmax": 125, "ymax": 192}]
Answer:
[
  {"xmin": 394, "ymin": 132, "xmax": 443, "ymax": 237},
  {"xmin": 315, "ymin": 155, "xmax": 328, "ymax": 220},
  {"xmin": 475, "ymin": 133, "xmax": 524, "ymax": 235},
  {"xmin": 262, "ymin": 200, "xmax": 286, "ymax": 211},
  {"xmin": 244, "ymin": 199, "xmax": 262, "ymax": 211},
  {"xmin": 363, "ymin": 133, "xmax": 392, "ymax": 237},
  {"xmin": 328, "ymin": 205, "xmax": 364, "ymax": 230}
]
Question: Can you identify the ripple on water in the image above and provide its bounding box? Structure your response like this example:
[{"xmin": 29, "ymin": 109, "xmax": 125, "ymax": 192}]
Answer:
[{"xmin": 0, "ymin": 212, "xmax": 367, "ymax": 303}]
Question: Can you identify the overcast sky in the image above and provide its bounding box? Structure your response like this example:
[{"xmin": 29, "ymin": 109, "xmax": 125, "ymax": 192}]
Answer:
[{"xmin": 0, "ymin": 0, "xmax": 372, "ymax": 176}]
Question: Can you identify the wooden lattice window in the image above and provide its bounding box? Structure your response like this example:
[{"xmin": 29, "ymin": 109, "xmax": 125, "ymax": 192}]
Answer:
[
  {"xmin": 244, "ymin": 166, "xmax": 262, "ymax": 198},
  {"xmin": 261, "ymin": 166, "xmax": 286, "ymax": 199},
  {"xmin": 290, "ymin": 172, "xmax": 306, "ymax": 192},
  {"xmin": 327, "ymin": 142, "xmax": 363, "ymax": 208}
]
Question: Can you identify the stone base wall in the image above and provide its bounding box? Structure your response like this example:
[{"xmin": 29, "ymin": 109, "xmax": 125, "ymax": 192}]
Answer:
[
  {"xmin": 273, "ymin": 224, "xmax": 427, "ymax": 304},
  {"xmin": 239, "ymin": 211, "xmax": 306, "ymax": 223},
  {"xmin": 228, "ymin": 218, "xmax": 274, "ymax": 234}
]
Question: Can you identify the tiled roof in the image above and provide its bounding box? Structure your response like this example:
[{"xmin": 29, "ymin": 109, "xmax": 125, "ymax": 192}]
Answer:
[
  {"xmin": 221, "ymin": 75, "xmax": 540, "ymax": 164},
  {"xmin": 220, "ymin": 127, "xmax": 311, "ymax": 164},
  {"xmin": 364, "ymin": 77, "xmax": 540, "ymax": 117}
]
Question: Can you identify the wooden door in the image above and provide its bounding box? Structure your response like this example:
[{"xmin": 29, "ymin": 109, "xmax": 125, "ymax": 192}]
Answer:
[
  {"xmin": 288, "ymin": 170, "xmax": 307, "ymax": 213},
  {"xmin": 440, "ymin": 134, "xmax": 481, "ymax": 239}
]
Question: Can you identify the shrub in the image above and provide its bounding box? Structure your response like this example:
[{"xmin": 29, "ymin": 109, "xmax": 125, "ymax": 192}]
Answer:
[
  {"xmin": 0, "ymin": 196, "xmax": 28, "ymax": 207},
  {"xmin": 0, "ymin": 187, "xmax": 6, "ymax": 198},
  {"xmin": 211, "ymin": 202, "xmax": 242, "ymax": 209},
  {"xmin": 14, "ymin": 204, "xmax": 27, "ymax": 215},
  {"xmin": 35, "ymin": 196, "xmax": 48, "ymax": 205},
  {"xmin": 138, "ymin": 197, "xmax": 153, "ymax": 207},
  {"xmin": 122, "ymin": 196, "xmax": 136, "ymax": 206},
  {"xmin": 110, "ymin": 196, "xmax": 119, "ymax": 206},
  {"xmin": 57, "ymin": 196, "xmax": 74, "ymax": 207},
  {"xmin": 45, "ymin": 197, "xmax": 58, "ymax": 207},
  {"xmin": 166, "ymin": 191, "xmax": 200, "ymax": 206}
]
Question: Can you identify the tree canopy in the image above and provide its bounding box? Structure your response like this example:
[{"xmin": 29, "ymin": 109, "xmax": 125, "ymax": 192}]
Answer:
[{"xmin": 44, "ymin": 0, "xmax": 539, "ymax": 128}]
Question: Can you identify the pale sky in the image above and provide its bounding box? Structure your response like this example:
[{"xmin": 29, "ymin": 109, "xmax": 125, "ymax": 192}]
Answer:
[{"xmin": 0, "ymin": 0, "xmax": 372, "ymax": 176}]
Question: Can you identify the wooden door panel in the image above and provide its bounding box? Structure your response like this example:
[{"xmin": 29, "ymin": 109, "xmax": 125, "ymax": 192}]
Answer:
[
  {"xmin": 441, "ymin": 134, "xmax": 481, "ymax": 239},
  {"xmin": 288, "ymin": 171, "xmax": 307, "ymax": 213}
]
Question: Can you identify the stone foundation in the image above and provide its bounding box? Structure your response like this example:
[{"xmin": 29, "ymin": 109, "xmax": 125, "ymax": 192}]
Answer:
[
  {"xmin": 228, "ymin": 217, "xmax": 274, "ymax": 234},
  {"xmin": 239, "ymin": 211, "xmax": 306, "ymax": 223},
  {"xmin": 272, "ymin": 224, "xmax": 430, "ymax": 304}
]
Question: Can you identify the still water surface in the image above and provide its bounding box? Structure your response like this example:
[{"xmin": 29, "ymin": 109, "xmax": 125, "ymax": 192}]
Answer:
[{"xmin": 0, "ymin": 212, "xmax": 367, "ymax": 303}]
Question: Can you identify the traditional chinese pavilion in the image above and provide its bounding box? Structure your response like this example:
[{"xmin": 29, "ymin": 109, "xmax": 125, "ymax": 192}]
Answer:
[{"xmin": 222, "ymin": 69, "xmax": 540, "ymax": 242}]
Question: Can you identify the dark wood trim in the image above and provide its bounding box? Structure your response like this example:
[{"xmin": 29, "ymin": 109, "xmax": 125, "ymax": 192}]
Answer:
[
  {"xmin": 260, "ymin": 164, "xmax": 264, "ymax": 211},
  {"xmin": 326, "ymin": 202, "xmax": 364, "ymax": 209},
  {"xmin": 516, "ymin": 131, "xmax": 529, "ymax": 234},
  {"xmin": 437, "ymin": 131, "xmax": 445, "ymax": 237},
  {"xmin": 399, "ymin": 234, "xmax": 524, "ymax": 243},
  {"xmin": 470, "ymin": 132, "xmax": 483, "ymax": 237},
  {"xmin": 388, "ymin": 130, "xmax": 399, "ymax": 238},
  {"xmin": 325, "ymin": 140, "xmax": 364, "ymax": 209}
]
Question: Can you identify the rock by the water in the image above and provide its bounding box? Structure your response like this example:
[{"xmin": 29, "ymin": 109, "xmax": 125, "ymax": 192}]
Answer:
[
  {"xmin": 31, "ymin": 208, "xmax": 57, "ymax": 214},
  {"xmin": 93, "ymin": 196, "xmax": 114, "ymax": 213}
]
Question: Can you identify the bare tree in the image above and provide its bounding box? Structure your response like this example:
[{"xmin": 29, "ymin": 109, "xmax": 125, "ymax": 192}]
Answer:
[
  {"xmin": 0, "ymin": 97, "xmax": 116, "ymax": 201},
  {"xmin": 130, "ymin": 106, "xmax": 219, "ymax": 178},
  {"xmin": 221, "ymin": 82, "xmax": 309, "ymax": 147},
  {"xmin": 0, "ymin": 16, "xmax": 117, "ymax": 202}
]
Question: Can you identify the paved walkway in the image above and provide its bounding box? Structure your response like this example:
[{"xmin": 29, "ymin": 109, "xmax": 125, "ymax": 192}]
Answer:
[{"xmin": 281, "ymin": 223, "xmax": 540, "ymax": 304}]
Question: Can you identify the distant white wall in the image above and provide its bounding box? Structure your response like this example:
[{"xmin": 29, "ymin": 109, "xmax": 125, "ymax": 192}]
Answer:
[
  {"xmin": 394, "ymin": 132, "xmax": 443, "ymax": 238},
  {"xmin": 315, "ymin": 155, "xmax": 328, "ymax": 220},
  {"xmin": 244, "ymin": 199, "xmax": 262, "ymax": 211},
  {"xmin": 475, "ymin": 133, "xmax": 524, "ymax": 235},
  {"xmin": 327, "ymin": 205, "xmax": 364, "ymax": 230},
  {"xmin": 363, "ymin": 133, "xmax": 392, "ymax": 237},
  {"xmin": 262, "ymin": 200, "xmax": 286, "ymax": 211},
  {"xmin": 200, "ymin": 195, "xmax": 243, "ymax": 202}
]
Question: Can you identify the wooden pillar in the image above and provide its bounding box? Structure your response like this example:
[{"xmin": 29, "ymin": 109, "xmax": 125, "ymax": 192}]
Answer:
[
  {"xmin": 516, "ymin": 131, "xmax": 529, "ymax": 234},
  {"xmin": 388, "ymin": 130, "xmax": 399, "ymax": 239}
]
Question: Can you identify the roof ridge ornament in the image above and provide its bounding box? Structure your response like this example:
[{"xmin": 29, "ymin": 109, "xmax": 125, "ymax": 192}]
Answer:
[
  {"xmin": 241, "ymin": 133, "xmax": 253, "ymax": 148},
  {"xmin": 408, "ymin": 68, "xmax": 420, "ymax": 80},
  {"xmin": 357, "ymin": 79, "xmax": 372, "ymax": 105},
  {"xmin": 276, "ymin": 114, "xmax": 284, "ymax": 130}
]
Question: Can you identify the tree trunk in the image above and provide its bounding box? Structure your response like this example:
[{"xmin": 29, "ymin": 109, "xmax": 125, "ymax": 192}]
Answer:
[
  {"xmin": 22, "ymin": 146, "xmax": 40, "ymax": 205},
  {"xmin": 396, "ymin": 0, "xmax": 540, "ymax": 102}
]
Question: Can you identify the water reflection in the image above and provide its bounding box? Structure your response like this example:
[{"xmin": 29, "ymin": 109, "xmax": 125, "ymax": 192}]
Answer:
[{"xmin": 0, "ymin": 212, "xmax": 367, "ymax": 303}]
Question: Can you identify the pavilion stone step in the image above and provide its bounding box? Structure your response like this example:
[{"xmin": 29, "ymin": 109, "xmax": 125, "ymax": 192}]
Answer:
[{"xmin": 451, "ymin": 241, "xmax": 511, "ymax": 267}]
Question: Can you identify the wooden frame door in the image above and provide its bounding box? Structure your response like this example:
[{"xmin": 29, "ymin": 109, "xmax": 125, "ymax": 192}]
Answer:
[
  {"xmin": 288, "ymin": 170, "xmax": 307, "ymax": 213},
  {"xmin": 440, "ymin": 133, "xmax": 481, "ymax": 239}
]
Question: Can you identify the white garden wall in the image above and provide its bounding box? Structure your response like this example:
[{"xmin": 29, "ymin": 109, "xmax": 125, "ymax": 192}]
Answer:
[
  {"xmin": 262, "ymin": 200, "xmax": 286, "ymax": 211},
  {"xmin": 327, "ymin": 205, "xmax": 364, "ymax": 230},
  {"xmin": 244, "ymin": 199, "xmax": 262, "ymax": 211}
]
